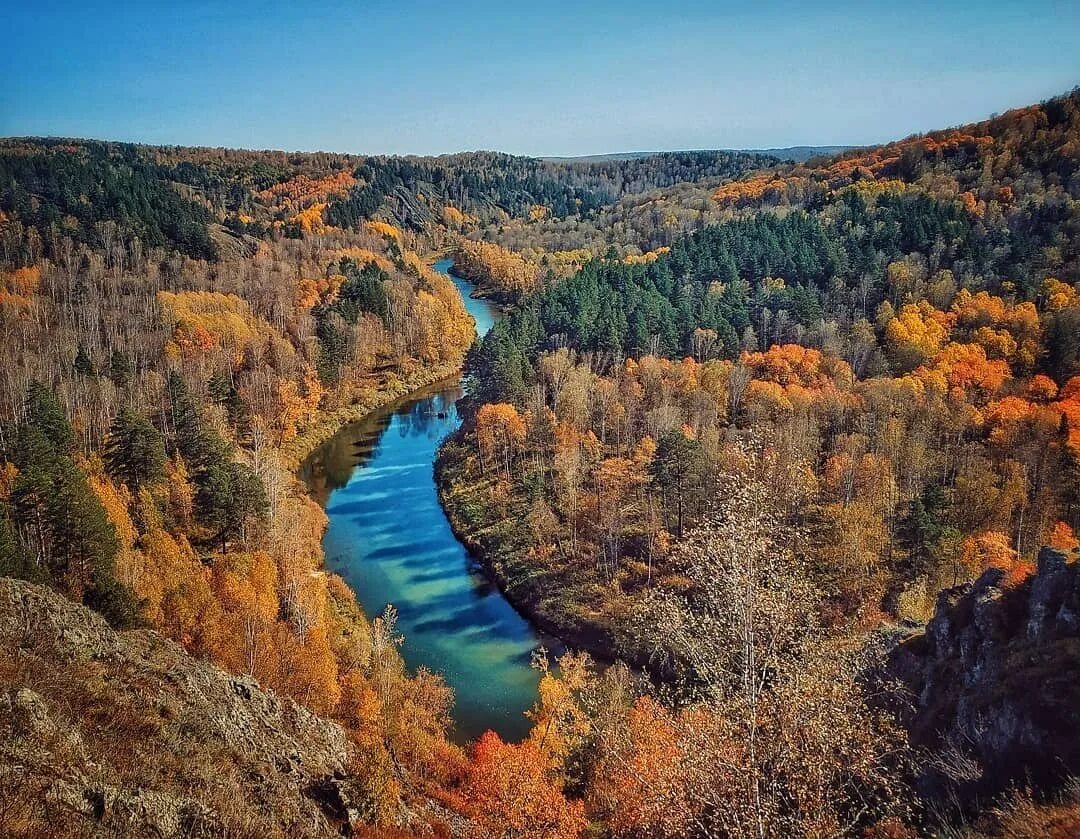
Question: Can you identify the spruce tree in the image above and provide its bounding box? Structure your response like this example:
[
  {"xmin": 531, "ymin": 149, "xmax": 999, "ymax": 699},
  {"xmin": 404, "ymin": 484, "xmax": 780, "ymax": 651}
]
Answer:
[
  {"xmin": 108, "ymin": 349, "xmax": 135, "ymax": 388},
  {"xmin": 104, "ymin": 407, "xmax": 166, "ymax": 492}
]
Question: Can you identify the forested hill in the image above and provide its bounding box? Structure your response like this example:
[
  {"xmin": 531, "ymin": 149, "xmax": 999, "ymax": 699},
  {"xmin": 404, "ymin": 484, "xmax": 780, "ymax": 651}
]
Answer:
[
  {"xmin": 436, "ymin": 88, "xmax": 1080, "ymax": 835},
  {"xmin": 0, "ymin": 138, "xmax": 774, "ymax": 265},
  {"xmin": 467, "ymin": 87, "xmax": 1080, "ymax": 402}
]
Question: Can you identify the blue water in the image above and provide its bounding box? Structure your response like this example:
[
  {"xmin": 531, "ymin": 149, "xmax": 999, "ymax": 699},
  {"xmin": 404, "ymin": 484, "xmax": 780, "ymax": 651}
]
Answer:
[{"xmin": 301, "ymin": 259, "xmax": 551, "ymax": 742}]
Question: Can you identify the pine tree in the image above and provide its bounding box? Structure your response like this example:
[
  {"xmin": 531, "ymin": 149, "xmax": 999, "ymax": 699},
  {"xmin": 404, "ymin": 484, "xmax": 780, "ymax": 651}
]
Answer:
[
  {"xmin": 108, "ymin": 349, "xmax": 135, "ymax": 388},
  {"xmin": 23, "ymin": 381, "xmax": 74, "ymax": 454},
  {"xmin": 197, "ymin": 460, "xmax": 268, "ymax": 552},
  {"xmin": 104, "ymin": 407, "xmax": 166, "ymax": 492},
  {"xmin": 73, "ymin": 344, "xmax": 95, "ymax": 377},
  {"xmin": 650, "ymin": 429, "xmax": 702, "ymax": 539},
  {"xmin": 8, "ymin": 384, "xmax": 139, "ymax": 626}
]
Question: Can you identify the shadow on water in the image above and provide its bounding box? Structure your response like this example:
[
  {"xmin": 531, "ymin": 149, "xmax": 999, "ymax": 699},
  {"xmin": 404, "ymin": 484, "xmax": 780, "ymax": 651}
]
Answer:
[{"xmin": 300, "ymin": 260, "xmax": 559, "ymax": 743}]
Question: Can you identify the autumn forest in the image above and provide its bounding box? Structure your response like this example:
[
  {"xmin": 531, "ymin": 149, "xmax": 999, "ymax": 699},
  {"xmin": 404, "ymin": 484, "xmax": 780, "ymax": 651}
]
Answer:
[{"xmin": 1, "ymin": 82, "xmax": 1080, "ymax": 839}]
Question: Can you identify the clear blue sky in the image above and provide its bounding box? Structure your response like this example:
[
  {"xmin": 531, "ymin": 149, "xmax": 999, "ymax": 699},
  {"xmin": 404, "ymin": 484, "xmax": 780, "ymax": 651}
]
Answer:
[{"xmin": 2, "ymin": 1, "xmax": 1077, "ymax": 157}]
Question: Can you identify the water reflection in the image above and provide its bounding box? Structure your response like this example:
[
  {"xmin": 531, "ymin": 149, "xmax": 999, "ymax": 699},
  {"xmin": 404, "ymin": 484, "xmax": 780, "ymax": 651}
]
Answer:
[{"xmin": 301, "ymin": 262, "xmax": 555, "ymax": 742}]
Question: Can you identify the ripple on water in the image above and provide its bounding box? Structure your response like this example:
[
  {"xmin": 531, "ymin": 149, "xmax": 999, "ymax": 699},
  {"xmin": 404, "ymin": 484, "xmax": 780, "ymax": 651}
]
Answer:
[{"xmin": 301, "ymin": 262, "xmax": 559, "ymax": 743}]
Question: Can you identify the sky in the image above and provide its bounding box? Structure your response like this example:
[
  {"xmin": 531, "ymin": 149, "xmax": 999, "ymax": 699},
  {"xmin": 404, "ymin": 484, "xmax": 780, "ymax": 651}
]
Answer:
[{"xmin": 2, "ymin": 1, "xmax": 1078, "ymax": 157}]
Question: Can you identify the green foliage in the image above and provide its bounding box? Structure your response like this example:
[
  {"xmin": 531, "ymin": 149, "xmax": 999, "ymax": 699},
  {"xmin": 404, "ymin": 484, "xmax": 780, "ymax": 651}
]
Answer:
[
  {"xmin": 4, "ymin": 383, "xmax": 137, "ymax": 626},
  {"xmin": 84, "ymin": 567, "xmax": 143, "ymax": 628},
  {"xmin": 73, "ymin": 345, "xmax": 95, "ymax": 377},
  {"xmin": 326, "ymin": 151, "xmax": 775, "ymax": 230},
  {"xmin": 196, "ymin": 460, "xmax": 268, "ymax": 551},
  {"xmin": 108, "ymin": 349, "xmax": 135, "ymax": 388},
  {"xmin": 314, "ymin": 258, "xmax": 391, "ymax": 384},
  {"xmin": 104, "ymin": 407, "xmax": 166, "ymax": 492},
  {"xmin": 904, "ymin": 483, "xmax": 962, "ymax": 578},
  {"xmin": 0, "ymin": 140, "xmax": 217, "ymax": 262},
  {"xmin": 23, "ymin": 381, "xmax": 75, "ymax": 454},
  {"xmin": 207, "ymin": 373, "xmax": 249, "ymax": 434},
  {"xmin": 651, "ymin": 429, "xmax": 704, "ymax": 539},
  {"xmin": 0, "ymin": 504, "xmax": 33, "ymax": 580},
  {"xmin": 166, "ymin": 372, "xmax": 268, "ymax": 549}
]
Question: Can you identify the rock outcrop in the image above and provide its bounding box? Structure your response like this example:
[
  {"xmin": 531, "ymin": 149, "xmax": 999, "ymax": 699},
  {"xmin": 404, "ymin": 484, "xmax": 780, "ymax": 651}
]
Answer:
[
  {"xmin": 0, "ymin": 576, "xmax": 361, "ymax": 838},
  {"xmin": 893, "ymin": 547, "xmax": 1080, "ymax": 802}
]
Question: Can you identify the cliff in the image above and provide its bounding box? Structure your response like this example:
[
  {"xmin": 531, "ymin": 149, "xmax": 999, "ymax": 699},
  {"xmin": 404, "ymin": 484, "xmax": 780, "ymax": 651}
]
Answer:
[
  {"xmin": 0, "ymin": 576, "xmax": 362, "ymax": 838},
  {"xmin": 893, "ymin": 547, "xmax": 1080, "ymax": 804}
]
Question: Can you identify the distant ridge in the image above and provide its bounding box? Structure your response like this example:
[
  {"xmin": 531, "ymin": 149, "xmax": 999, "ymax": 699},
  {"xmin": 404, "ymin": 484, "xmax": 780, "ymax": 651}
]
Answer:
[
  {"xmin": 543, "ymin": 145, "xmax": 854, "ymax": 164},
  {"xmin": 742, "ymin": 145, "xmax": 855, "ymax": 162}
]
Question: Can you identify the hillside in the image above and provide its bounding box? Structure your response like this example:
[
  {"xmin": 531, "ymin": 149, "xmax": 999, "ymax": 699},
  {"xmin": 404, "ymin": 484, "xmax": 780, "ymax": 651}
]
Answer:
[
  {"xmin": 0, "ymin": 139, "xmax": 772, "ymax": 265},
  {"xmin": 435, "ymin": 88, "xmax": 1080, "ymax": 833},
  {"xmin": 456, "ymin": 89, "xmax": 1079, "ymax": 296},
  {"xmin": 0, "ymin": 576, "xmax": 362, "ymax": 838},
  {"xmin": 1, "ymin": 85, "xmax": 1079, "ymax": 838}
]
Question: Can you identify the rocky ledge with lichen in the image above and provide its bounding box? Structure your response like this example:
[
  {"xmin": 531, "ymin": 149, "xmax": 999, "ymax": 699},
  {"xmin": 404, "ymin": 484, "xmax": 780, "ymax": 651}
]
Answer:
[{"xmin": 891, "ymin": 546, "xmax": 1080, "ymax": 806}]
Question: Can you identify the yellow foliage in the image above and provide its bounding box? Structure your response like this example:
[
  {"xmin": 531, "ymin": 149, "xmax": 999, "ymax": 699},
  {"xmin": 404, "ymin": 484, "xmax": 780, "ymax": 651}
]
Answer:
[
  {"xmin": 256, "ymin": 170, "xmax": 356, "ymax": 211},
  {"xmin": 1042, "ymin": 277, "xmax": 1078, "ymax": 312},
  {"xmin": 624, "ymin": 247, "xmax": 670, "ymax": 265},
  {"xmin": 329, "ymin": 247, "xmax": 396, "ymax": 274},
  {"xmin": 287, "ymin": 202, "xmax": 329, "ymax": 234},
  {"xmin": 441, "ymin": 204, "xmax": 467, "ymax": 228},
  {"xmin": 158, "ymin": 290, "xmax": 276, "ymax": 364},
  {"xmin": 365, "ymin": 220, "xmax": 403, "ymax": 242},
  {"xmin": 885, "ymin": 300, "xmax": 951, "ymax": 370},
  {"xmin": 454, "ymin": 239, "xmax": 540, "ymax": 295}
]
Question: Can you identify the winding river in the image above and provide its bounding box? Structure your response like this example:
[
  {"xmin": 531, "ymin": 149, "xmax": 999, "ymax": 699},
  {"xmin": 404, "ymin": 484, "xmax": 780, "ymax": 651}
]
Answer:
[{"xmin": 300, "ymin": 259, "xmax": 552, "ymax": 742}]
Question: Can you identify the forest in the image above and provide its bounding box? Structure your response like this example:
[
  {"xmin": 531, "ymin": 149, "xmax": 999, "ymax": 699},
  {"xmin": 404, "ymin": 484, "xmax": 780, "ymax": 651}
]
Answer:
[
  {"xmin": 443, "ymin": 88, "xmax": 1080, "ymax": 835},
  {"xmin": 0, "ymin": 88, "xmax": 1078, "ymax": 838}
]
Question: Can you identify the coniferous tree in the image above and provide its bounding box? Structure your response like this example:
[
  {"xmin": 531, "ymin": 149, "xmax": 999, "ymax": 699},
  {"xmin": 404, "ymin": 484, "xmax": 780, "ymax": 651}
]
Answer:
[
  {"xmin": 73, "ymin": 344, "xmax": 95, "ymax": 377},
  {"xmin": 197, "ymin": 460, "xmax": 268, "ymax": 552},
  {"xmin": 108, "ymin": 349, "xmax": 135, "ymax": 388},
  {"xmin": 104, "ymin": 407, "xmax": 166, "ymax": 492},
  {"xmin": 7, "ymin": 384, "xmax": 139, "ymax": 626},
  {"xmin": 650, "ymin": 429, "xmax": 703, "ymax": 539},
  {"xmin": 23, "ymin": 381, "xmax": 75, "ymax": 453}
]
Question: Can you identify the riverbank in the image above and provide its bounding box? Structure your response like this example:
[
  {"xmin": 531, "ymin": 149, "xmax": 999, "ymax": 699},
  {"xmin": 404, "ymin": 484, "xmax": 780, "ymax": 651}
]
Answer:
[
  {"xmin": 434, "ymin": 435, "xmax": 643, "ymax": 668},
  {"xmin": 297, "ymin": 259, "xmax": 552, "ymax": 741},
  {"xmin": 280, "ymin": 360, "xmax": 464, "ymax": 470}
]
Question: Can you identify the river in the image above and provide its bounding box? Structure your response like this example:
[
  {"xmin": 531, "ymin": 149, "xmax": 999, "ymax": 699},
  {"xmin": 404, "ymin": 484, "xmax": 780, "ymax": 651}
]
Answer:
[{"xmin": 300, "ymin": 259, "xmax": 552, "ymax": 742}]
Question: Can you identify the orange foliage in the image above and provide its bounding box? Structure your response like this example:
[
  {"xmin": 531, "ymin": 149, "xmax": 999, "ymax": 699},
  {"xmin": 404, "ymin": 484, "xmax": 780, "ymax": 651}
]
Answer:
[
  {"xmin": 951, "ymin": 289, "xmax": 1040, "ymax": 370},
  {"xmin": 294, "ymin": 277, "xmax": 322, "ymax": 310},
  {"xmin": 256, "ymin": 170, "xmax": 356, "ymax": 211},
  {"xmin": 742, "ymin": 343, "xmax": 853, "ymax": 390},
  {"xmin": 1048, "ymin": 522, "xmax": 1079, "ymax": 552},
  {"xmin": 984, "ymin": 397, "xmax": 1038, "ymax": 445},
  {"xmin": 589, "ymin": 696, "xmax": 692, "ymax": 838},
  {"xmin": 476, "ymin": 403, "xmax": 528, "ymax": 482},
  {"xmin": 287, "ymin": 202, "xmax": 329, "ymax": 234},
  {"xmin": 4, "ymin": 265, "xmax": 41, "ymax": 295},
  {"xmin": 271, "ymin": 365, "xmax": 323, "ymax": 442},
  {"xmin": 713, "ymin": 173, "xmax": 808, "ymax": 207},
  {"xmin": 960, "ymin": 531, "xmax": 1033, "ymax": 587},
  {"xmin": 1027, "ymin": 374, "xmax": 1059, "ymax": 402},
  {"xmin": 458, "ymin": 731, "xmax": 586, "ymax": 839},
  {"xmin": 960, "ymin": 190, "xmax": 984, "ymax": 217},
  {"xmin": 929, "ymin": 342, "xmax": 1011, "ymax": 397},
  {"xmin": 0, "ymin": 266, "xmax": 41, "ymax": 318}
]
